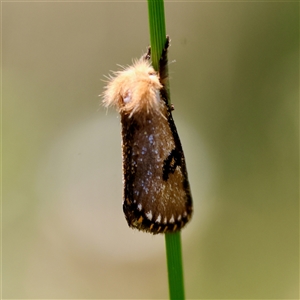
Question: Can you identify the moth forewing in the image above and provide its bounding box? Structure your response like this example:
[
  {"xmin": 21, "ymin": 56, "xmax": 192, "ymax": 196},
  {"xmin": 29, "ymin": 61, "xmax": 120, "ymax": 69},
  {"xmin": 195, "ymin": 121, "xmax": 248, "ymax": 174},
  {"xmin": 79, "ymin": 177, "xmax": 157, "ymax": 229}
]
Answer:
[{"xmin": 103, "ymin": 36, "xmax": 192, "ymax": 234}]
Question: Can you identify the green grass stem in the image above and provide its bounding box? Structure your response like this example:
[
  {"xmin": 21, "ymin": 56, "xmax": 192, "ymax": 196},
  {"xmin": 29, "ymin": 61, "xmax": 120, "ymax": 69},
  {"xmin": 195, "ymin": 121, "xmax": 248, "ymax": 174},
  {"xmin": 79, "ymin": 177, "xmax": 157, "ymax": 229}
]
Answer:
[
  {"xmin": 165, "ymin": 232, "xmax": 185, "ymax": 300},
  {"xmin": 147, "ymin": 0, "xmax": 166, "ymax": 70},
  {"xmin": 147, "ymin": 1, "xmax": 185, "ymax": 299}
]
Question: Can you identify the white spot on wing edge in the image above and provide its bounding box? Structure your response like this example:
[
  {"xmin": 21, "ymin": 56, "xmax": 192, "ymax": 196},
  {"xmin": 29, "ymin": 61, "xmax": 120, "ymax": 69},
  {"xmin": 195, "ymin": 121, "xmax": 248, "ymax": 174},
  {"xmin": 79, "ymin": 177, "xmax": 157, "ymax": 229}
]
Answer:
[
  {"xmin": 138, "ymin": 204, "xmax": 142, "ymax": 211},
  {"xmin": 169, "ymin": 215, "xmax": 175, "ymax": 223},
  {"xmin": 155, "ymin": 214, "xmax": 161, "ymax": 223},
  {"xmin": 145, "ymin": 211, "xmax": 153, "ymax": 221}
]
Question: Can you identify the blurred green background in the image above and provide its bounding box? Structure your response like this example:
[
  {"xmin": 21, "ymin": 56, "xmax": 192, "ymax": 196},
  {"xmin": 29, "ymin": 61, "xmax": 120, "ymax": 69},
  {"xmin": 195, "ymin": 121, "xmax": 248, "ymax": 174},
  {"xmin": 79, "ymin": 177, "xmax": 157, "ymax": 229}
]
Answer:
[{"xmin": 2, "ymin": 1, "xmax": 298, "ymax": 299}]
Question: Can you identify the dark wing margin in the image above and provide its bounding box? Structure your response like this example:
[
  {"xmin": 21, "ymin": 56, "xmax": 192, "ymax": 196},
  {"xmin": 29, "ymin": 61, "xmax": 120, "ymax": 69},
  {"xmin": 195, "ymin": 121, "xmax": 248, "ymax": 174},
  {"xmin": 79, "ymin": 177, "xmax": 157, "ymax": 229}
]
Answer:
[{"xmin": 159, "ymin": 35, "xmax": 193, "ymax": 229}]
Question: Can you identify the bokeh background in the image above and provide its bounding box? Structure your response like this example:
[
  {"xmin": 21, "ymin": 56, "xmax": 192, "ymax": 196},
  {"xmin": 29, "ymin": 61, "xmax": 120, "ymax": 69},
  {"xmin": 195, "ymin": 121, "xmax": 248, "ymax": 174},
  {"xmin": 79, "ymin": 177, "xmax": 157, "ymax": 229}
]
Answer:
[{"xmin": 2, "ymin": 1, "xmax": 298, "ymax": 299}]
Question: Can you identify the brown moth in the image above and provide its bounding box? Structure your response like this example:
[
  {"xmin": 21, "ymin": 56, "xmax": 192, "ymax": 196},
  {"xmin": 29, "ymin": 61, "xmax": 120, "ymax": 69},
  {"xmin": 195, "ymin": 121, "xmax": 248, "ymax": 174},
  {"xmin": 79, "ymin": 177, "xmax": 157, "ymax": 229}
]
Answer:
[{"xmin": 103, "ymin": 36, "xmax": 192, "ymax": 234}]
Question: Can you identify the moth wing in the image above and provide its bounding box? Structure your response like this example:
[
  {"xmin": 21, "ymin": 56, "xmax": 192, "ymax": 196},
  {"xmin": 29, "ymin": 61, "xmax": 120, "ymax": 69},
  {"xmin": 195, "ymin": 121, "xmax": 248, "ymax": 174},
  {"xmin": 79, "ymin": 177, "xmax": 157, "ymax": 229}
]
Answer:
[{"xmin": 122, "ymin": 101, "xmax": 192, "ymax": 234}]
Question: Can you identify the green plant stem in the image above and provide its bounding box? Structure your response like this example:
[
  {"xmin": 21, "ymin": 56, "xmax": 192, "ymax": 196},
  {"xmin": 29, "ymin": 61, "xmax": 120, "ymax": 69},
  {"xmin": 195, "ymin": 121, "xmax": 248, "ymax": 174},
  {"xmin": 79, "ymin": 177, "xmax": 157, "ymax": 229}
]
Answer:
[
  {"xmin": 147, "ymin": 0, "xmax": 166, "ymax": 70},
  {"xmin": 147, "ymin": 1, "xmax": 185, "ymax": 299},
  {"xmin": 165, "ymin": 232, "xmax": 185, "ymax": 300}
]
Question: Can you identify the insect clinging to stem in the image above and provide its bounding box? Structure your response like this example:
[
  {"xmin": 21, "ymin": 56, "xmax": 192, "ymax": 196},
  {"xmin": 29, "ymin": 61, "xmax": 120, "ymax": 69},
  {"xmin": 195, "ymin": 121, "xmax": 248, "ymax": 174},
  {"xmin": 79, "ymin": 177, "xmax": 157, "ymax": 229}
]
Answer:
[{"xmin": 103, "ymin": 36, "xmax": 192, "ymax": 234}]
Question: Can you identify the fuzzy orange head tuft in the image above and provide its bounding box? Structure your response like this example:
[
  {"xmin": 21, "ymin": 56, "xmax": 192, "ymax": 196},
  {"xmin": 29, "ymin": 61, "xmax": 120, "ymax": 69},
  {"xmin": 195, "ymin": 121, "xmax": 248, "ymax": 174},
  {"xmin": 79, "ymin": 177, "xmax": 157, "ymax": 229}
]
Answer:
[{"xmin": 103, "ymin": 59, "xmax": 163, "ymax": 116}]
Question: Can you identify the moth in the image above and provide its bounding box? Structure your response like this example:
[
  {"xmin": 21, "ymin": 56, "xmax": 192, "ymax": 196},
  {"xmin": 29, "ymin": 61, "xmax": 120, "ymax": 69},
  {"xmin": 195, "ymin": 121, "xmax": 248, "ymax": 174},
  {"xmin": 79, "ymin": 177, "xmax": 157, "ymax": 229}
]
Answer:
[{"xmin": 103, "ymin": 36, "xmax": 192, "ymax": 234}]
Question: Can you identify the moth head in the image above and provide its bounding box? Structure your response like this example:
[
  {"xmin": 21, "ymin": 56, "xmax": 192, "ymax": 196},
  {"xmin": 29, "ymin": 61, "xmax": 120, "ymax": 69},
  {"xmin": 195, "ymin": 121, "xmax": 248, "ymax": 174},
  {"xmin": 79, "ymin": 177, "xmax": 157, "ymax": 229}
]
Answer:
[{"xmin": 103, "ymin": 58, "xmax": 163, "ymax": 116}]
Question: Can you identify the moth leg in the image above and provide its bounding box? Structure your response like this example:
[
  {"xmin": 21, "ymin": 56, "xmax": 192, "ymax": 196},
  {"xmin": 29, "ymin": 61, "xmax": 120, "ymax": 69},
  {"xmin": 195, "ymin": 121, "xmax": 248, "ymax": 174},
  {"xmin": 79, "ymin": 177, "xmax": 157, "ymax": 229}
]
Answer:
[
  {"xmin": 143, "ymin": 46, "xmax": 151, "ymax": 61},
  {"xmin": 162, "ymin": 35, "xmax": 170, "ymax": 58},
  {"xmin": 159, "ymin": 35, "xmax": 170, "ymax": 84},
  {"xmin": 159, "ymin": 35, "xmax": 170, "ymax": 106}
]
